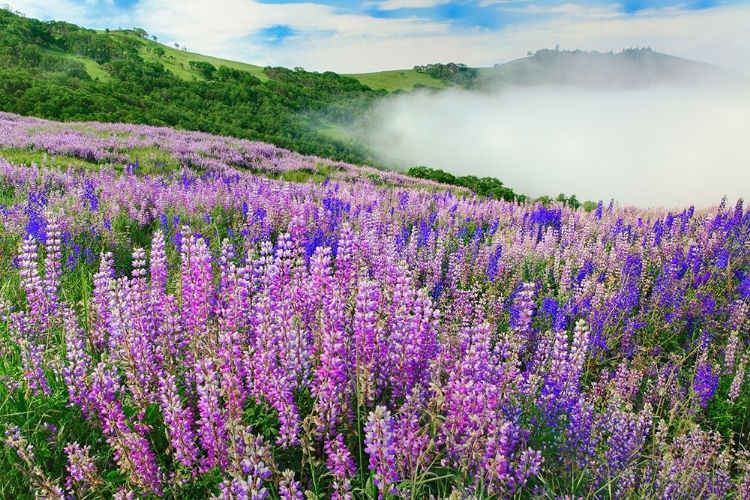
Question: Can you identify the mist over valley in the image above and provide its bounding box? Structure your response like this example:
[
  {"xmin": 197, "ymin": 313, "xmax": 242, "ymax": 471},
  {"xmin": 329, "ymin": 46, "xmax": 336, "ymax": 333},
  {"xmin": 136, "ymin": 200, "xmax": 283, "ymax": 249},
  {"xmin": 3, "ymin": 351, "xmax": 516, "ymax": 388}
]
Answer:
[{"xmin": 361, "ymin": 49, "xmax": 750, "ymax": 208}]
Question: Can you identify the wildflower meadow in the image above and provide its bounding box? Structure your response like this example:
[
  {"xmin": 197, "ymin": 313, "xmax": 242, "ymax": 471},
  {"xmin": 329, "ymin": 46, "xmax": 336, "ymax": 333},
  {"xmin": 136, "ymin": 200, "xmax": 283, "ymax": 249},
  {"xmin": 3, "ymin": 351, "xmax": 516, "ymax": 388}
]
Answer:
[{"xmin": 1, "ymin": 111, "xmax": 749, "ymax": 499}]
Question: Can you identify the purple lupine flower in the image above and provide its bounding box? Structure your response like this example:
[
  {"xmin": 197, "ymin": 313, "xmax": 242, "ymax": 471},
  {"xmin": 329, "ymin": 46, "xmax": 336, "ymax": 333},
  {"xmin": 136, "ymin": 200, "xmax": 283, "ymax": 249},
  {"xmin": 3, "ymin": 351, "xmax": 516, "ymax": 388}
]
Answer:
[
  {"xmin": 195, "ymin": 357, "xmax": 229, "ymax": 472},
  {"xmin": 215, "ymin": 429, "xmax": 275, "ymax": 500},
  {"xmin": 82, "ymin": 179, "xmax": 99, "ymax": 211},
  {"xmin": 539, "ymin": 320, "xmax": 590, "ymax": 423},
  {"xmin": 9, "ymin": 311, "xmax": 51, "ymax": 396},
  {"xmin": 88, "ymin": 362, "xmax": 164, "ymax": 495},
  {"xmin": 325, "ymin": 433, "xmax": 357, "ymax": 500},
  {"xmin": 5, "ymin": 426, "xmax": 65, "ymax": 499},
  {"xmin": 91, "ymin": 251, "xmax": 115, "ymax": 350},
  {"xmin": 352, "ymin": 277, "xmax": 382, "ymax": 406},
  {"xmin": 18, "ymin": 236, "xmax": 46, "ymax": 330},
  {"xmin": 510, "ymin": 281, "xmax": 536, "ymax": 353},
  {"xmin": 644, "ymin": 424, "xmax": 733, "ymax": 499},
  {"xmin": 24, "ymin": 189, "xmax": 47, "ymax": 243},
  {"xmin": 386, "ymin": 265, "xmax": 439, "ymax": 400},
  {"xmin": 158, "ymin": 373, "xmax": 200, "ymax": 468},
  {"xmin": 728, "ymin": 352, "xmax": 748, "ymax": 402},
  {"xmin": 364, "ymin": 406, "xmax": 399, "ymax": 498},
  {"xmin": 43, "ymin": 218, "xmax": 62, "ymax": 316},
  {"xmin": 64, "ymin": 442, "xmax": 102, "ymax": 494},
  {"xmin": 180, "ymin": 230, "xmax": 214, "ymax": 343},
  {"xmin": 278, "ymin": 470, "xmax": 304, "ymax": 500},
  {"xmin": 311, "ymin": 246, "xmax": 351, "ymax": 434},
  {"xmin": 509, "ymin": 448, "xmax": 543, "ymax": 493},
  {"xmin": 594, "ymin": 402, "xmax": 652, "ymax": 485},
  {"xmin": 150, "ymin": 230, "xmax": 168, "ymax": 302},
  {"xmin": 246, "ymin": 235, "xmax": 301, "ymax": 448},
  {"xmin": 62, "ymin": 305, "xmax": 93, "ymax": 416},
  {"xmin": 694, "ymin": 360, "xmax": 719, "ymax": 409},
  {"xmin": 392, "ymin": 390, "xmax": 432, "ymax": 480},
  {"xmin": 215, "ymin": 241, "xmax": 250, "ymax": 434}
]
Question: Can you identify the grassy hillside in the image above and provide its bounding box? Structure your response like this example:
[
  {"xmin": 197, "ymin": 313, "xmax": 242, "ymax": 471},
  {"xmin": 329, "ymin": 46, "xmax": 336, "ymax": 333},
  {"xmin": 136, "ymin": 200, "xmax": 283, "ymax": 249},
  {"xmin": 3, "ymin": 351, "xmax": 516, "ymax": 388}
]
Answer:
[
  {"xmin": 104, "ymin": 30, "xmax": 269, "ymax": 82},
  {"xmin": 103, "ymin": 33, "xmax": 446, "ymax": 92},
  {"xmin": 346, "ymin": 69, "xmax": 446, "ymax": 92}
]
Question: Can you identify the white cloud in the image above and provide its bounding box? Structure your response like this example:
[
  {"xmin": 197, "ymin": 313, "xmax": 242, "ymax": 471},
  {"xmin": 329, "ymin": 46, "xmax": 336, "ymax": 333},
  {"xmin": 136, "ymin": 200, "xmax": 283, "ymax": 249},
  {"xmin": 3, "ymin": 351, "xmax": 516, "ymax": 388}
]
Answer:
[
  {"xmin": 494, "ymin": 2, "xmax": 623, "ymax": 20},
  {"xmin": 6, "ymin": 0, "xmax": 750, "ymax": 76},
  {"xmin": 478, "ymin": 0, "xmax": 531, "ymax": 5},
  {"xmin": 125, "ymin": 0, "xmax": 450, "ymax": 64},
  {"xmin": 146, "ymin": 0, "xmax": 750, "ymax": 76},
  {"xmin": 372, "ymin": 0, "xmax": 452, "ymax": 10},
  {"xmin": 248, "ymin": 3, "xmax": 750, "ymax": 75},
  {"xmin": 8, "ymin": 0, "xmax": 101, "ymax": 23}
]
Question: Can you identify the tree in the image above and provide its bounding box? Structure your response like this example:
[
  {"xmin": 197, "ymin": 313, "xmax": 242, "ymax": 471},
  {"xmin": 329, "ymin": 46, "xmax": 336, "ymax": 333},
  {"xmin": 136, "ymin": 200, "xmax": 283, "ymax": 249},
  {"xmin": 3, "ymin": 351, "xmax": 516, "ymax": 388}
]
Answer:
[
  {"xmin": 188, "ymin": 60, "xmax": 217, "ymax": 80},
  {"xmin": 153, "ymin": 46, "xmax": 165, "ymax": 59}
]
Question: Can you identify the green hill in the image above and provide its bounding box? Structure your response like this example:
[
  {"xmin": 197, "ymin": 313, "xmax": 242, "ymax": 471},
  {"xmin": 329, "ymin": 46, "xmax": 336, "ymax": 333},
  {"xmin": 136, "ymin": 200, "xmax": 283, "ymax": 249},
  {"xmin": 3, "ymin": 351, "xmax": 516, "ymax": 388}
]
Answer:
[
  {"xmin": 103, "ymin": 30, "xmax": 269, "ymax": 83},
  {"xmin": 0, "ymin": 7, "xmax": 384, "ymax": 165}
]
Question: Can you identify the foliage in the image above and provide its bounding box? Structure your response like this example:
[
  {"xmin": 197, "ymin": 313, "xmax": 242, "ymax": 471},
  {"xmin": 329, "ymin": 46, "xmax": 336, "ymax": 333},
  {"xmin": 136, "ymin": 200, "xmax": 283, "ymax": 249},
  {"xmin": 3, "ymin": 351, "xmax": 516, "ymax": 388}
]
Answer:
[
  {"xmin": 406, "ymin": 165, "xmax": 525, "ymax": 202},
  {"xmin": 413, "ymin": 62, "xmax": 478, "ymax": 87}
]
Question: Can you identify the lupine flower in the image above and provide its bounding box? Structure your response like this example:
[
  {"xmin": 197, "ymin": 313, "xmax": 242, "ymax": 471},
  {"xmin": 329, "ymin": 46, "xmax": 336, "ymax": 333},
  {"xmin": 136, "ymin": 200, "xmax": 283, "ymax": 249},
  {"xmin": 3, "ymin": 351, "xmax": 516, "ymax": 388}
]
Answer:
[
  {"xmin": 5, "ymin": 426, "xmax": 65, "ymax": 499},
  {"xmin": 158, "ymin": 373, "xmax": 200, "ymax": 468},
  {"xmin": 364, "ymin": 406, "xmax": 399, "ymax": 498},
  {"xmin": 278, "ymin": 470, "xmax": 304, "ymax": 500},
  {"xmin": 325, "ymin": 433, "xmax": 357, "ymax": 500},
  {"xmin": 64, "ymin": 442, "xmax": 103, "ymax": 494},
  {"xmin": 694, "ymin": 360, "xmax": 719, "ymax": 409},
  {"xmin": 196, "ymin": 357, "xmax": 229, "ymax": 472}
]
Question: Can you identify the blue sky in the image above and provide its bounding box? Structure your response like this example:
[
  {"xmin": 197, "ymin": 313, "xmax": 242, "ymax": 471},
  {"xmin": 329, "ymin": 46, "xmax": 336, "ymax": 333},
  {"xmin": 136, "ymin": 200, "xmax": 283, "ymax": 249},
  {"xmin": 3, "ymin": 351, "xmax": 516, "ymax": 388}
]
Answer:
[{"xmin": 8, "ymin": 0, "xmax": 750, "ymax": 74}]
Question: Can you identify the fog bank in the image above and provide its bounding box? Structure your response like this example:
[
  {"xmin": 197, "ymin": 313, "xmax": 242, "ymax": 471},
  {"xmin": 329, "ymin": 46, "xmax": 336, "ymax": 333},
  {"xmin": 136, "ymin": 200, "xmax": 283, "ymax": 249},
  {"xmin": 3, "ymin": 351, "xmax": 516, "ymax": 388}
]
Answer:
[{"xmin": 363, "ymin": 84, "xmax": 750, "ymax": 208}]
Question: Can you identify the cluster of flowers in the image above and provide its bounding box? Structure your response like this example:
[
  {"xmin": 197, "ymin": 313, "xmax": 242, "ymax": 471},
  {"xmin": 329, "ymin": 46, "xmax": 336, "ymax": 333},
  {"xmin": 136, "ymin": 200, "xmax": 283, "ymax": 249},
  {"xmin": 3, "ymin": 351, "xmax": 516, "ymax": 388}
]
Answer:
[
  {"xmin": 0, "ymin": 111, "xmax": 441, "ymax": 186},
  {"xmin": 1, "ymin": 113, "xmax": 750, "ymax": 499}
]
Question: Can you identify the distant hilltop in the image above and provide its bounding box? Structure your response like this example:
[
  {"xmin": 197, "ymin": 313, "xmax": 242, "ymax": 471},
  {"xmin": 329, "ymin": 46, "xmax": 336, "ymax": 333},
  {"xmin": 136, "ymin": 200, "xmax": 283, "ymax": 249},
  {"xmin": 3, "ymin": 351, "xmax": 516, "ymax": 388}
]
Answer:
[{"xmin": 481, "ymin": 47, "xmax": 748, "ymax": 89}]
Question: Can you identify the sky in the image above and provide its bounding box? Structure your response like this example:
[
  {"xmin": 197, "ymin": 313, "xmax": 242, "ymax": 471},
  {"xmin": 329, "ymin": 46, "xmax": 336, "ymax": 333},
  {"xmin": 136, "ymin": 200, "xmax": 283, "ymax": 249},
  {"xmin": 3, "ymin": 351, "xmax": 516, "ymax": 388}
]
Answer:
[{"xmin": 6, "ymin": 0, "xmax": 750, "ymax": 74}]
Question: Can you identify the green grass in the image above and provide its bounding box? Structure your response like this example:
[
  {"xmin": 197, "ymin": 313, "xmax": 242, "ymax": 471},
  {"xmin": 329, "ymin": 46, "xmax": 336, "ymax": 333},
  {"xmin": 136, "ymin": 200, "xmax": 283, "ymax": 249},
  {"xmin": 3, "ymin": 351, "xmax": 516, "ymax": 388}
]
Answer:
[
  {"xmin": 280, "ymin": 167, "xmax": 331, "ymax": 184},
  {"xmin": 105, "ymin": 31, "xmax": 269, "ymax": 82},
  {"xmin": 0, "ymin": 149, "xmax": 102, "ymax": 171},
  {"xmin": 41, "ymin": 47, "xmax": 111, "ymax": 81},
  {"xmin": 120, "ymin": 146, "xmax": 182, "ymax": 174},
  {"xmin": 315, "ymin": 121, "xmax": 354, "ymax": 142},
  {"xmin": 346, "ymin": 69, "xmax": 447, "ymax": 92}
]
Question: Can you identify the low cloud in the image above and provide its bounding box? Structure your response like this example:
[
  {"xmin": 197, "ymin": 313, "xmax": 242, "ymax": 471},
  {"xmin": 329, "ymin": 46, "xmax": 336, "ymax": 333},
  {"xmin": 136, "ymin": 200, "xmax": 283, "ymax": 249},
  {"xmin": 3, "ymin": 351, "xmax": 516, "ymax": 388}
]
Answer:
[{"xmin": 362, "ymin": 81, "xmax": 750, "ymax": 208}]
